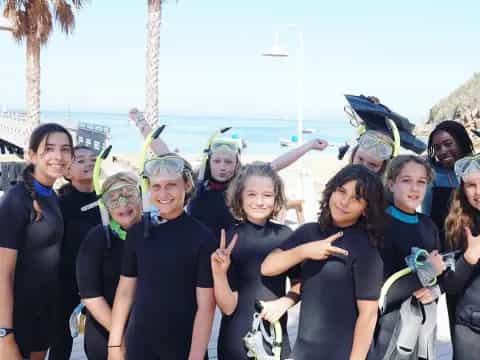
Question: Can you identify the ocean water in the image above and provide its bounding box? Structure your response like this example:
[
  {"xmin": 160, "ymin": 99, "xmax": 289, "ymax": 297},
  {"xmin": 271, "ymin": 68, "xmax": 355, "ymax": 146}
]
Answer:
[{"xmin": 41, "ymin": 111, "xmax": 357, "ymax": 156}]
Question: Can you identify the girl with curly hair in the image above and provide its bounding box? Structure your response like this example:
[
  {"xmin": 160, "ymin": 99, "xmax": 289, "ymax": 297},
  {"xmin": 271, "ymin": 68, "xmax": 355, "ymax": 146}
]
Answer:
[{"xmin": 261, "ymin": 164, "xmax": 385, "ymax": 359}]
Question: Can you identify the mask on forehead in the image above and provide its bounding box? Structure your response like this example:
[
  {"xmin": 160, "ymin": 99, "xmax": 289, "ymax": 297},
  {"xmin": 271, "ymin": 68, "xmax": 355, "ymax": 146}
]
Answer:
[
  {"xmin": 357, "ymin": 131, "xmax": 394, "ymax": 161},
  {"xmin": 143, "ymin": 155, "xmax": 192, "ymax": 182}
]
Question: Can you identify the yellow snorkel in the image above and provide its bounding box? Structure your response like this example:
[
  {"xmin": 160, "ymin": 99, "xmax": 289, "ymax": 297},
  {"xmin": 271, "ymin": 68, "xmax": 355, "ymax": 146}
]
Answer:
[
  {"xmin": 198, "ymin": 127, "xmax": 232, "ymax": 182},
  {"xmin": 386, "ymin": 118, "xmax": 401, "ymax": 157},
  {"xmin": 93, "ymin": 145, "xmax": 112, "ymax": 243},
  {"xmin": 140, "ymin": 125, "xmax": 166, "ymax": 238}
]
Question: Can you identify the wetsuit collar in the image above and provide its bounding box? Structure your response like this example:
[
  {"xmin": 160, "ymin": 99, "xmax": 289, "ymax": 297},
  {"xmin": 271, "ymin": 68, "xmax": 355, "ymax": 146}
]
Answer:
[
  {"xmin": 206, "ymin": 179, "xmax": 229, "ymax": 191},
  {"xmin": 32, "ymin": 179, "xmax": 54, "ymax": 197},
  {"xmin": 386, "ymin": 205, "xmax": 419, "ymax": 224}
]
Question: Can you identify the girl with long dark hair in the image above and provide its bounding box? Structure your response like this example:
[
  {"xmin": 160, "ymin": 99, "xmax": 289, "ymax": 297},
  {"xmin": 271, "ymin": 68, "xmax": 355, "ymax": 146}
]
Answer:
[
  {"xmin": 0, "ymin": 123, "xmax": 73, "ymax": 360},
  {"xmin": 261, "ymin": 165, "xmax": 385, "ymax": 359}
]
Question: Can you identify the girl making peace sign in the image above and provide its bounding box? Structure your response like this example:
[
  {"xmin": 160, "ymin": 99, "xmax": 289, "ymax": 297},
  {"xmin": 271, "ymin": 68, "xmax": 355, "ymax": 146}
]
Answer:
[{"xmin": 211, "ymin": 162, "xmax": 301, "ymax": 360}]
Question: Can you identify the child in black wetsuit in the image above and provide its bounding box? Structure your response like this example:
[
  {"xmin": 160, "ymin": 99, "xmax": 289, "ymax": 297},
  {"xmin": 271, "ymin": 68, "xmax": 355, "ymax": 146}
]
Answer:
[
  {"xmin": 0, "ymin": 123, "xmax": 74, "ymax": 360},
  {"xmin": 76, "ymin": 172, "xmax": 141, "ymax": 360},
  {"xmin": 108, "ymin": 154, "xmax": 217, "ymax": 360},
  {"xmin": 211, "ymin": 162, "xmax": 301, "ymax": 359},
  {"xmin": 371, "ymin": 155, "xmax": 445, "ymax": 360},
  {"xmin": 188, "ymin": 136, "xmax": 328, "ymax": 237},
  {"xmin": 49, "ymin": 146, "xmax": 101, "ymax": 360},
  {"xmin": 443, "ymin": 154, "xmax": 480, "ymax": 360},
  {"xmin": 262, "ymin": 164, "xmax": 385, "ymax": 360}
]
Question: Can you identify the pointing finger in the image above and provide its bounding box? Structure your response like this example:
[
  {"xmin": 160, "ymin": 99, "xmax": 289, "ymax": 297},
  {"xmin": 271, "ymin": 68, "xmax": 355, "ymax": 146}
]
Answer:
[
  {"xmin": 326, "ymin": 232, "xmax": 343, "ymax": 244},
  {"xmin": 328, "ymin": 245, "xmax": 349, "ymax": 257}
]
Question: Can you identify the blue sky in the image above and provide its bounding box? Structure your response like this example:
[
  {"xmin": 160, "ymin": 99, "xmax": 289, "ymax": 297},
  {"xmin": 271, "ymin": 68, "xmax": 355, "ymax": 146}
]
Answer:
[{"xmin": 1, "ymin": 0, "xmax": 479, "ymax": 122}]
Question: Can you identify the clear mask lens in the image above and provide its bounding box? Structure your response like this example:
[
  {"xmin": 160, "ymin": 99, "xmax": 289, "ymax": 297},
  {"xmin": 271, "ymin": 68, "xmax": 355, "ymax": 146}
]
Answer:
[
  {"xmin": 358, "ymin": 132, "xmax": 393, "ymax": 160},
  {"xmin": 102, "ymin": 184, "xmax": 139, "ymax": 209},
  {"xmin": 143, "ymin": 156, "xmax": 185, "ymax": 179}
]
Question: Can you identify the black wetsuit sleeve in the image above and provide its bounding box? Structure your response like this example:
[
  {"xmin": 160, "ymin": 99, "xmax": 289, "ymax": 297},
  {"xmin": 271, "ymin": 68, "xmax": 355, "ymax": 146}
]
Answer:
[
  {"xmin": 443, "ymin": 254, "xmax": 478, "ymax": 295},
  {"xmin": 0, "ymin": 186, "xmax": 30, "ymax": 250},
  {"xmin": 353, "ymin": 247, "xmax": 384, "ymax": 300},
  {"xmin": 121, "ymin": 225, "xmax": 140, "ymax": 277},
  {"xmin": 76, "ymin": 226, "xmax": 105, "ymax": 299},
  {"xmin": 196, "ymin": 236, "xmax": 215, "ymax": 288}
]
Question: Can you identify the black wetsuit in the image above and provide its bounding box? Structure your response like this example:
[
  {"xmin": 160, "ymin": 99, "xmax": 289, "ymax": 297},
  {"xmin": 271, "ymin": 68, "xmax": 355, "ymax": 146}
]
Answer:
[
  {"xmin": 188, "ymin": 180, "xmax": 236, "ymax": 238},
  {"xmin": 279, "ymin": 222, "xmax": 383, "ymax": 360},
  {"xmin": 217, "ymin": 221, "xmax": 295, "ymax": 360},
  {"xmin": 76, "ymin": 225, "xmax": 124, "ymax": 360},
  {"xmin": 122, "ymin": 212, "xmax": 216, "ymax": 359},
  {"xmin": 49, "ymin": 185, "xmax": 100, "ymax": 360},
  {"xmin": 0, "ymin": 181, "xmax": 63, "ymax": 357},
  {"xmin": 370, "ymin": 206, "xmax": 440, "ymax": 360}
]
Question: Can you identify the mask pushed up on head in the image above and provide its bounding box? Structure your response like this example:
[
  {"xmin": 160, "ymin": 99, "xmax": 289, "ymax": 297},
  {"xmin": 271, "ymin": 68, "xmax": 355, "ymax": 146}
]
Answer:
[{"xmin": 454, "ymin": 154, "xmax": 480, "ymax": 181}]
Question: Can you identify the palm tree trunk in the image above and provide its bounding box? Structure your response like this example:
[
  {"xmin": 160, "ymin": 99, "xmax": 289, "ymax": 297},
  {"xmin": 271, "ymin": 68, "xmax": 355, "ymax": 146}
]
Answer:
[
  {"xmin": 26, "ymin": 32, "xmax": 41, "ymax": 131},
  {"xmin": 145, "ymin": 0, "xmax": 162, "ymax": 128}
]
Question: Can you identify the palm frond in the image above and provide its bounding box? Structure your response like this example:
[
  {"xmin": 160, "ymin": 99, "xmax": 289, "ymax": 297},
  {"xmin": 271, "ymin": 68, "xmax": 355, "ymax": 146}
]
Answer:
[{"xmin": 53, "ymin": 0, "xmax": 75, "ymax": 34}]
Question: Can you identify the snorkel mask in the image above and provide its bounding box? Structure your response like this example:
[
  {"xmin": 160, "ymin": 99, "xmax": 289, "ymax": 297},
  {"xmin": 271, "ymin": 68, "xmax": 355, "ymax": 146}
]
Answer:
[
  {"xmin": 454, "ymin": 154, "xmax": 480, "ymax": 182},
  {"xmin": 357, "ymin": 130, "xmax": 395, "ymax": 161},
  {"xmin": 198, "ymin": 127, "xmax": 232, "ymax": 182},
  {"xmin": 243, "ymin": 300, "xmax": 283, "ymax": 360}
]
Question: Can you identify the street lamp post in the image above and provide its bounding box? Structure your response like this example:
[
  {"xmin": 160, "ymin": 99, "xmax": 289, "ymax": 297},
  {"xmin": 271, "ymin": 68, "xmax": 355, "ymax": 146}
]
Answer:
[
  {"xmin": 262, "ymin": 27, "xmax": 317, "ymax": 223},
  {"xmin": 262, "ymin": 26, "xmax": 304, "ymax": 145}
]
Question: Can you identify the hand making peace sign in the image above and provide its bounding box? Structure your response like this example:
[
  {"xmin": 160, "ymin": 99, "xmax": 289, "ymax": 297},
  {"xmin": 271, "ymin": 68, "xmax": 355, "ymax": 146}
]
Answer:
[
  {"xmin": 300, "ymin": 231, "xmax": 348, "ymax": 261},
  {"xmin": 211, "ymin": 229, "xmax": 239, "ymax": 275}
]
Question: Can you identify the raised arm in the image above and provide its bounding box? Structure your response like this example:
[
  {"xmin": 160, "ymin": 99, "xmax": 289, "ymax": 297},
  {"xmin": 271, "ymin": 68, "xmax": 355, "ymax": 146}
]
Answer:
[
  {"xmin": 211, "ymin": 231, "xmax": 238, "ymax": 315},
  {"xmin": 270, "ymin": 138, "xmax": 328, "ymax": 172}
]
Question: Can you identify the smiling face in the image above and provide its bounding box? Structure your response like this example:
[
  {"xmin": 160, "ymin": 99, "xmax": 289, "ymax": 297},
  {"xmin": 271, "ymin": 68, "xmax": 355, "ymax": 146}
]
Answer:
[
  {"xmin": 209, "ymin": 150, "xmax": 238, "ymax": 182},
  {"xmin": 352, "ymin": 147, "xmax": 385, "ymax": 174},
  {"xmin": 388, "ymin": 161, "xmax": 429, "ymax": 213},
  {"xmin": 328, "ymin": 180, "xmax": 367, "ymax": 228},
  {"xmin": 463, "ymin": 170, "xmax": 480, "ymax": 211},
  {"xmin": 104, "ymin": 184, "xmax": 141, "ymax": 229},
  {"xmin": 432, "ymin": 130, "xmax": 462, "ymax": 169},
  {"xmin": 29, "ymin": 132, "xmax": 73, "ymax": 185},
  {"xmin": 149, "ymin": 175, "xmax": 192, "ymax": 220},
  {"xmin": 67, "ymin": 148, "xmax": 96, "ymax": 183},
  {"xmin": 241, "ymin": 175, "xmax": 276, "ymax": 225}
]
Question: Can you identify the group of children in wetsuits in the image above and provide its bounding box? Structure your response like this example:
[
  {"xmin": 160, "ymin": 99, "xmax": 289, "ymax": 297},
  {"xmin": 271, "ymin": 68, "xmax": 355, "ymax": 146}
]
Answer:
[{"xmin": 0, "ymin": 117, "xmax": 480, "ymax": 360}]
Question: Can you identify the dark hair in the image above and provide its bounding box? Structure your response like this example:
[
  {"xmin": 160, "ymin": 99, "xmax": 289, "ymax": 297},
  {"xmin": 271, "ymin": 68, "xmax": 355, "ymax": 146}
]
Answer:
[
  {"xmin": 59, "ymin": 145, "xmax": 96, "ymax": 193},
  {"xmin": 318, "ymin": 164, "xmax": 386, "ymax": 247},
  {"xmin": 22, "ymin": 123, "xmax": 74, "ymax": 220},
  {"xmin": 227, "ymin": 162, "xmax": 286, "ymax": 221},
  {"xmin": 427, "ymin": 120, "xmax": 474, "ymax": 167},
  {"xmin": 445, "ymin": 180, "xmax": 480, "ymax": 251}
]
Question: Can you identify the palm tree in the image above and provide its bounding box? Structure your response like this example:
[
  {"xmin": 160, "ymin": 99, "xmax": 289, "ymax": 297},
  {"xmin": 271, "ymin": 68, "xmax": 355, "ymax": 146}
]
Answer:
[
  {"xmin": 145, "ymin": 0, "xmax": 163, "ymax": 128},
  {"xmin": 1, "ymin": 0, "xmax": 85, "ymax": 129}
]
